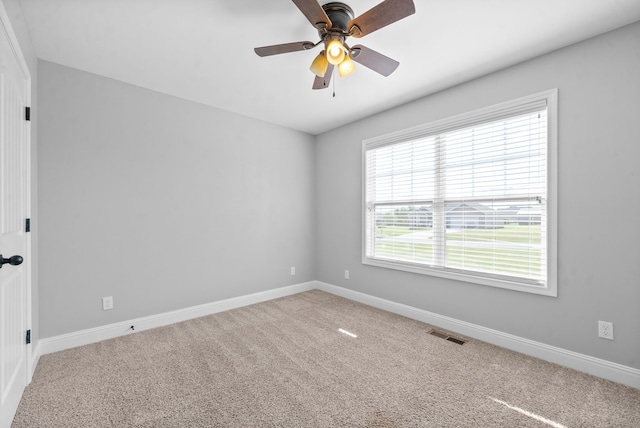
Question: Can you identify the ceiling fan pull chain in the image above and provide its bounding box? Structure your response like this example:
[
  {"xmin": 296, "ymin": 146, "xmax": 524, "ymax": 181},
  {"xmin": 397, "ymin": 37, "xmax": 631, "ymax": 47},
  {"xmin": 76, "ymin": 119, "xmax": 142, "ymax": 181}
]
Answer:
[{"xmin": 333, "ymin": 67, "xmax": 336, "ymax": 97}]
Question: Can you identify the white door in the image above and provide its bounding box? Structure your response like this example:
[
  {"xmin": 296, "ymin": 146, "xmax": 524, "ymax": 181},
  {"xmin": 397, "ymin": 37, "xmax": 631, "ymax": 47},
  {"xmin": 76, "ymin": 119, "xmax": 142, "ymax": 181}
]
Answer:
[{"xmin": 0, "ymin": 4, "xmax": 31, "ymax": 427}]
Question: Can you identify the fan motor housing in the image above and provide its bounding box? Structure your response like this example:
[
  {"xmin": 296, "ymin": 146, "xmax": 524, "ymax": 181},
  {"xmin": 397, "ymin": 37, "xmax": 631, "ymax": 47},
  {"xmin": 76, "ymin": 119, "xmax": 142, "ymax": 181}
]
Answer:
[{"xmin": 320, "ymin": 2, "xmax": 354, "ymax": 34}]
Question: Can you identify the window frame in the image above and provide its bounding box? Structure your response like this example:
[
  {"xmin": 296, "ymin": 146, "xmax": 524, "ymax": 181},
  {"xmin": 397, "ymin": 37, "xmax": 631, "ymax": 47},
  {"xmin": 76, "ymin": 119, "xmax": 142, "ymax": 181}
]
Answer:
[{"xmin": 362, "ymin": 89, "xmax": 558, "ymax": 296}]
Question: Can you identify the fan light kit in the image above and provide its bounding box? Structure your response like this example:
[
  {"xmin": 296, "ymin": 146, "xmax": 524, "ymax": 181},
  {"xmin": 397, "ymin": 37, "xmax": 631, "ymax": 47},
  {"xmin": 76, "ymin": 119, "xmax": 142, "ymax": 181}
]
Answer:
[{"xmin": 254, "ymin": 0, "xmax": 415, "ymax": 90}]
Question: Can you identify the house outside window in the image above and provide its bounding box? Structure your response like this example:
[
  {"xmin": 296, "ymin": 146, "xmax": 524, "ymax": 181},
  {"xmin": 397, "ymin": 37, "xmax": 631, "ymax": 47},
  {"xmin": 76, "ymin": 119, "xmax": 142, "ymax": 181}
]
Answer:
[{"xmin": 363, "ymin": 90, "xmax": 558, "ymax": 296}]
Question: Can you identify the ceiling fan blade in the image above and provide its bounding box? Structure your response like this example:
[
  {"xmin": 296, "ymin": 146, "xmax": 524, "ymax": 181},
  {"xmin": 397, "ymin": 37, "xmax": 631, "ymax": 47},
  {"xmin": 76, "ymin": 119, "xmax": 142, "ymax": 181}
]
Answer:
[
  {"xmin": 312, "ymin": 64, "xmax": 334, "ymax": 90},
  {"xmin": 292, "ymin": 0, "xmax": 332, "ymax": 30},
  {"xmin": 348, "ymin": 0, "xmax": 415, "ymax": 38},
  {"xmin": 350, "ymin": 45, "xmax": 399, "ymax": 76},
  {"xmin": 254, "ymin": 41, "xmax": 316, "ymax": 57}
]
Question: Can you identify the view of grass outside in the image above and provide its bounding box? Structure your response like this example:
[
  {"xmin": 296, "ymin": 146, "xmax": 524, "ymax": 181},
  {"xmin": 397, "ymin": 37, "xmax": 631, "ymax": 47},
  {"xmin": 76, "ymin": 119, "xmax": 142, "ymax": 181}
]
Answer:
[{"xmin": 374, "ymin": 224, "xmax": 543, "ymax": 279}]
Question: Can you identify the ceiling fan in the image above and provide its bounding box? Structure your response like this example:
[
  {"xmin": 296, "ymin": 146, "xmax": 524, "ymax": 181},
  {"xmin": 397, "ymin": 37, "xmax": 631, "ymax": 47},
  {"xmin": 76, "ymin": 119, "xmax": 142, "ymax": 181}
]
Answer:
[{"xmin": 254, "ymin": 0, "xmax": 415, "ymax": 90}]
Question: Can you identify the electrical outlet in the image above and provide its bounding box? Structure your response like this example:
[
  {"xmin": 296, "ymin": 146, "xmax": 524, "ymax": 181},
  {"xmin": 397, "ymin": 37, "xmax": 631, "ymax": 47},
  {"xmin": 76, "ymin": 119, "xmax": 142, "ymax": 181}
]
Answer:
[
  {"xmin": 598, "ymin": 321, "xmax": 613, "ymax": 340},
  {"xmin": 345, "ymin": 270, "xmax": 350, "ymax": 279},
  {"xmin": 102, "ymin": 296, "xmax": 114, "ymax": 311},
  {"xmin": 290, "ymin": 266, "xmax": 296, "ymax": 275}
]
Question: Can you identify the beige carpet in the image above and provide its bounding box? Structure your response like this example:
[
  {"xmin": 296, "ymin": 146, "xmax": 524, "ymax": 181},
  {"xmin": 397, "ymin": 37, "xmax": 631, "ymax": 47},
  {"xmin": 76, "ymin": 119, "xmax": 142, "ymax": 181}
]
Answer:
[{"xmin": 12, "ymin": 290, "xmax": 640, "ymax": 427}]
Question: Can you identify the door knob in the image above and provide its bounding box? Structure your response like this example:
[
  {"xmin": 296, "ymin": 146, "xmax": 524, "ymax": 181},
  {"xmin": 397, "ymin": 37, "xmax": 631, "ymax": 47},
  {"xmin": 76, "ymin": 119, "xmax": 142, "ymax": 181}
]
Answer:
[{"xmin": 0, "ymin": 255, "xmax": 23, "ymax": 268}]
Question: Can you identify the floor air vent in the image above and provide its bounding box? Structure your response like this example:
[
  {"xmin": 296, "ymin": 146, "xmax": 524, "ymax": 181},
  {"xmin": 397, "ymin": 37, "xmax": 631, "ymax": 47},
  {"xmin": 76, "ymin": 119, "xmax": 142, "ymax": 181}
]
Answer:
[{"xmin": 430, "ymin": 330, "xmax": 466, "ymax": 345}]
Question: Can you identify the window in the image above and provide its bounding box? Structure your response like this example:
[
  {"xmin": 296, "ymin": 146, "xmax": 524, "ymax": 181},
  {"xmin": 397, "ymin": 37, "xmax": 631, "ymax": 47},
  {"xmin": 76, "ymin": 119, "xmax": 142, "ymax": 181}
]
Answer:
[{"xmin": 363, "ymin": 90, "xmax": 557, "ymax": 296}]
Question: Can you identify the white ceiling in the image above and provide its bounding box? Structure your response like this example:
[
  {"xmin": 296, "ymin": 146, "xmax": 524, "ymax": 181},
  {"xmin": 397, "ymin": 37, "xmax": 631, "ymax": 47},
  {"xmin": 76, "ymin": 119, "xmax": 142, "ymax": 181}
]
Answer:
[{"xmin": 19, "ymin": 0, "xmax": 640, "ymax": 135}]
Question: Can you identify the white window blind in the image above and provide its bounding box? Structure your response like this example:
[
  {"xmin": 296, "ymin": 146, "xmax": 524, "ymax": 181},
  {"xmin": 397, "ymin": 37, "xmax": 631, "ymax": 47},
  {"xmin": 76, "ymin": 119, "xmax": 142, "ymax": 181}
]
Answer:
[{"xmin": 363, "ymin": 90, "xmax": 557, "ymax": 295}]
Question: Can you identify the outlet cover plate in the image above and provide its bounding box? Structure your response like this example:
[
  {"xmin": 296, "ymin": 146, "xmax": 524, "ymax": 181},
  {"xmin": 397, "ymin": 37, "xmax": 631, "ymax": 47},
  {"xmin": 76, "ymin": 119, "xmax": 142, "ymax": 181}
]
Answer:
[
  {"xmin": 102, "ymin": 296, "xmax": 114, "ymax": 311},
  {"xmin": 598, "ymin": 320, "xmax": 613, "ymax": 340}
]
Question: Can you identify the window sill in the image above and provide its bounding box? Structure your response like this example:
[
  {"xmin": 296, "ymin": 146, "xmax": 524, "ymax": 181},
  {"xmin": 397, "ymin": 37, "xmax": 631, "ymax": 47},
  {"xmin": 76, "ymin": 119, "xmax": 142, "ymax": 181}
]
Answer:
[{"xmin": 362, "ymin": 256, "xmax": 557, "ymax": 297}]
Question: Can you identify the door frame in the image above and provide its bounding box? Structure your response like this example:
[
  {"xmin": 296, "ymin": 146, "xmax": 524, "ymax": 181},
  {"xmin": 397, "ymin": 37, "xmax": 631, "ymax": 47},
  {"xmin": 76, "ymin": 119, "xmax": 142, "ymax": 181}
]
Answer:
[{"xmin": 0, "ymin": 0, "xmax": 34, "ymax": 384}]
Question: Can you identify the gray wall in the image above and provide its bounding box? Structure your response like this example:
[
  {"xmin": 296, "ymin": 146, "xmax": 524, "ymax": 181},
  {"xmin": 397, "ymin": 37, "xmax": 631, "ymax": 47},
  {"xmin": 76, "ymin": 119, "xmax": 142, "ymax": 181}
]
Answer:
[
  {"xmin": 38, "ymin": 61, "xmax": 316, "ymax": 338},
  {"xmin": 3, "ymin": 0, "xmax": 39, "ymax": 346},
  {"xmin": 316, "ymin": 22, "xmax": 640, "ymax": 369}
]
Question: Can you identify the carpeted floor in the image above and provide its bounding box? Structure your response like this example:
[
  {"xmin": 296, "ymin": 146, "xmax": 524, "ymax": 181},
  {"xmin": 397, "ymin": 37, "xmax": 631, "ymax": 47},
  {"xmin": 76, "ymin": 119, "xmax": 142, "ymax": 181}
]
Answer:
[{"xmin": 12, "ymin": 290, "xmax": 640, "ymax": 427}]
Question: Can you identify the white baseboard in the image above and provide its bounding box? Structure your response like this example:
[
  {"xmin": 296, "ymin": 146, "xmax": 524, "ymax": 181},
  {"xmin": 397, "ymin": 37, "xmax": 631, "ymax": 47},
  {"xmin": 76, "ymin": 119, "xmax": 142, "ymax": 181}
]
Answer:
[
  {"xmin": 36, "ymin": 280, "xmax": 639, "ymax": 390},
  {"xmin": 39, "ymin": 281, "xmax": 316, "ymax": 356},
  {"xmin": 315, "ymin": 281, "xmax": 640, "ymax": 390},
  {"xmin": 29, "ymin": 342, "xmax": 41, "ymax": 381}
]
